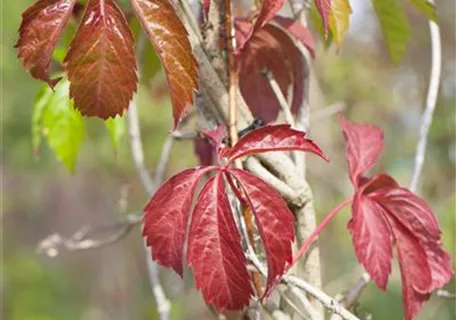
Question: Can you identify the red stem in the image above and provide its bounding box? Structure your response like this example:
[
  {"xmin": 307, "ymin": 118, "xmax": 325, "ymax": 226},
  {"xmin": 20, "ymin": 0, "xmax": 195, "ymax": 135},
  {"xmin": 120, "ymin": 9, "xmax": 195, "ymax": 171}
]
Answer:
[{"xmin": 289, "ymin": 197, "xmax": 353, "ymax": 268}]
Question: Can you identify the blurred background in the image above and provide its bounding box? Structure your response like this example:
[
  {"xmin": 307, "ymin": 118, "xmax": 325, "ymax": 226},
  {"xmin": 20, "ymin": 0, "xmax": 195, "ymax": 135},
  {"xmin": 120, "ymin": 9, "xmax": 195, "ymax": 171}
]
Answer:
[{"xmin": 2, "ymin": 0, "xmax": 455, "ymax": 319}]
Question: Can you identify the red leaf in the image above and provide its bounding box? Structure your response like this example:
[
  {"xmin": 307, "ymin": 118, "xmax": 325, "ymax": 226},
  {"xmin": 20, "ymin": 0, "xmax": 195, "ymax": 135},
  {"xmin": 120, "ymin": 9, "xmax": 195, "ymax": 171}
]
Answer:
[
  {"xmin": 15, "ymin": 0, "xmax": 76, "ymax": 87},
  {"xmin": 253, "ymin": 0, "xmax": 285, "ymax": 32},
  {"xmin": 187, "ymin": 172, "xmax": 253, "ymax": 311},
  {"xmin": 221, "ymin": 124, "xmax": 328, "ymax": 164},
  {"xmin": 236, "ymin": 21, "xmax": 306, "ymax": 122},
  {"xmin": 201, "ymin": 125, "xmax": 226, "ymax": 152},
  {"xmin": 143, "ymin": 166, "xmax": 215, "ymax": 276},
  {"xmin": 194, "ymin": 138, "xmax": 215, "ymax": 166},
  {"xmin": 371, "ymin": 187, "xmax": 454, "ymax": 291},
  {"xmin": 228, "ymin": 168, "xmax": 295, "ymax": 297},
  {"xmin": 315, "ymin": 0, "xmax": 332, "ymax": 36},
  {"xmin": 339, "ymin": 114, "xmax": 384, "ymax": 187},
  {"xmin": 64, "ymin": 0, "xmax": 137, "ymax": 119},
  {"xmin": 386, "ymin": 217, "xmax": 432, "ymax": 320},
  {"xmin": 350, "ymin": 191, "xmax": 393, "ymax": 290},
  {"xmin": 341, "ymin": 117, "xmax": 454, "ymax": 319},
  {"xmin": 236, "ymin": 0, "xmax": 286, "ymax": 51},
  {"xmin": 273, "ymin": 16, "xmax": 315, "ymax": 58},
  {"xmin": 131, "ymin": 0, "xmax": 199, "ymax": 127}
]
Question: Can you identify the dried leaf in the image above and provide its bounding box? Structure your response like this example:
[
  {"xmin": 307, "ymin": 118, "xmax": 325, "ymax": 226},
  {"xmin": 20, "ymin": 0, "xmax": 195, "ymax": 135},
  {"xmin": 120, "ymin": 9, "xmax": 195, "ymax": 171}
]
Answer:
[
  {"xmin": 187, "ymin": 173, "xmax": 253, "ymax": 310},
  {"xmin": 15, "ymin": 0, "xmax": 76, "ymax": 87},
  {"xmin": 65, "ymin": 0, "xmax": 137, "ymax": 119},
  {"xmin": 131, "ymin": 0, "xmax": 198, "ymax": 127}
]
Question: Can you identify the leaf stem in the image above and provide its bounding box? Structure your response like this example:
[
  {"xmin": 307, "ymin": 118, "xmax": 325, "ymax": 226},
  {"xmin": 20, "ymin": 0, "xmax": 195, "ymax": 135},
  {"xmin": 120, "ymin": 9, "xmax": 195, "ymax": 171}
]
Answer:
[{"xmin": 290, "ymin": 198, "xmax": 352, "ymax": 268}]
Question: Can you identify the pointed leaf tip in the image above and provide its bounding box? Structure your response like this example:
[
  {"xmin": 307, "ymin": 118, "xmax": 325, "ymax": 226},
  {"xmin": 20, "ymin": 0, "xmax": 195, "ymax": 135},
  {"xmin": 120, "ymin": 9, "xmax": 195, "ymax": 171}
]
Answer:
[
  {"xmin": 339, "ymin": 114, "xmax": 384, "ymax": 187},
  {"xmin": 131, "ymin": 0, "xmax": 199, "ymax": 128},
  {"xmin": 228, "ymin": 169, "xmax": 295, "ymax": 297},
  {"xmin": 15, "ymin": 0, "xmax": 76, "ymax": 87},
  {"xmin": 143, "ymin": 166, "xmax": 215, "ymax": 276},
  {"xmin": 187, "ymin": 172, "xmax": 253, "ymax": 310},
  {"xmin": 221, "ymin": 124, "xmax": 329, "ymax": 164},
  {"xmin": 64, "ymin": 0, "xmax": 137, "ymax": 119}
]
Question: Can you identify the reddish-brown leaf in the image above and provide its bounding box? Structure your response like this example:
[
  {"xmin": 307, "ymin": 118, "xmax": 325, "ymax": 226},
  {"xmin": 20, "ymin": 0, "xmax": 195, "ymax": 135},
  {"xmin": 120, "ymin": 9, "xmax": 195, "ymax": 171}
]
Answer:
[
  {"xmin": 131, "ymin": 0, "xmax": 198, "ymax": 127},
  {"xmin": 64, "ymin": 0, "xmax": 137, "ymax": 119},
  {"xmin": 143, "ymin": 166, "xmax": 215, "ymax": 276},
  {"xmin": 339, "ymin": 114, "xmax": 384, "ymax": 187},
  {"xmin": 187, "ymin": 173, "xmax": 253, "ymax": 311},
  {"xmin": 350, "ymin": 192, "xmax": 393, "ymax": 290},
  {"xmin": 235, "ymin": 21, "xmax": 306, "ymax": 122},
  {"xmin": 221, "ymin": 124, "xmax": 328, "ymax": 164},
  {"xmin": 273, "ymin": 16, "xmax": 315, "ymax": 58},
  {"xmin": 228, "ymin": 168, "xmax": 295, "ymax": 297},
  {"xmin": 315, "ymin": 0, "xmax": 332, "ymax": 35},
  {"xmin": 15, "ymin": 0, "xmax": 76, "ymax": 87}
]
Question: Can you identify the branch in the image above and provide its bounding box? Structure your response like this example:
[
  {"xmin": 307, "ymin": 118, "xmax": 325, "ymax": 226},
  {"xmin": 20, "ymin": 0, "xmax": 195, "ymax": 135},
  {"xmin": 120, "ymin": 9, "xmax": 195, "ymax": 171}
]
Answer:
[
  {"xmin": 37, "ymin": 213, "xmax": 142, "ymax": 256},
  {"xmin": 127, "ymin": 32, "xmax": 171, "ymax": 320},
  {"xmin": 410, "ymin": 8, "xmax": 442, "ymax": 193},
  {"xmin": 247, "ymin": 250, "xmax": 360, "ymax": 320}
]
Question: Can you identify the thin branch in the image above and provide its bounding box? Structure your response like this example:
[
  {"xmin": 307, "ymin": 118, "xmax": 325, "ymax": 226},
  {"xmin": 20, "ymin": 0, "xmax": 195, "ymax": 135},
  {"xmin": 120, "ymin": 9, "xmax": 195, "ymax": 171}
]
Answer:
[
  {"xmin": 247, "ymin": 250, "xmax": 360, "ymax": 320},
  {"xmin": 153, "ymin": 135, "xmax": 175, "ymax": 187},
  {"xmin": 310, "ymin": 102, "xmax": 346, "ymax": 122},
  {"xmin": 127, "ymin": 31, "xmax": 171, "ymax": 320},
  {"xmin": 264, "ymin": 69, "xmax": 296, "ymax": 127},
  {"xmin": 410, "ymin": 10, "xmax": 442, "ymax": 192},
  {"xmin": 435, "ymin": 289, "xmax": 456, "ymax": 300},
  {"xmin": 37, "ymin": 213, "xmax": 142, "ymax": 256},
  {"xmin": 284, "ymin": 275, "xmax": 361, "ymax": 320}
]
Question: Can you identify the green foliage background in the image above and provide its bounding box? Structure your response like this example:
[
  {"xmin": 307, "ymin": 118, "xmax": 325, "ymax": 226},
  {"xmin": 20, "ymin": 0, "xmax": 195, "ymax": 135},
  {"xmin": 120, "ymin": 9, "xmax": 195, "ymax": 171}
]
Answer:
[{"xmin": 2, "ymin": 0, "xmax": 455, "ymax": 319}]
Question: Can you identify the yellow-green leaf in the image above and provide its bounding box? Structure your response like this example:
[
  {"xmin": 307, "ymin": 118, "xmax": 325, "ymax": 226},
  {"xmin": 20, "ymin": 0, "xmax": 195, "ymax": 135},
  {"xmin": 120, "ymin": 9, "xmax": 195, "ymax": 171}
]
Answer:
[
  {"xmin": 34, "ymin": 79, "xmax": 85, "ymax": 172},
  {"xmin": 407, "ymin": 0, "xmax": 437, "ymax": 22},
  {"xmin": 372, "ymin": 0, "xmax": 410, "ymax": 64},
  {"xmin": 105, "ymin": 115, "xmax": 125, "ymax": 149},
  {"xmin": 329, "ymin": 0, "xmax": 352, "ymax": 46}
]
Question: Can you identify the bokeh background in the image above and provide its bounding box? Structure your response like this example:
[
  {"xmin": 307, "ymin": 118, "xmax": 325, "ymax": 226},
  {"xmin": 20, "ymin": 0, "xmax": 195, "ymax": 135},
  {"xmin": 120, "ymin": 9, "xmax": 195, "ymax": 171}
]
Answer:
[{"xmin": 2, "ymin": 0, "xmax": 455, "ymax": 319}]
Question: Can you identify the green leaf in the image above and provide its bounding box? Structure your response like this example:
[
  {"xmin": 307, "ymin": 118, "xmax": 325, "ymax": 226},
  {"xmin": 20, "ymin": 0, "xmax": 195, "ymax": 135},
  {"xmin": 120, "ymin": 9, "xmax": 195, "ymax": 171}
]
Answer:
[
  {"xmin": 407, "ymin": 0, "xmax": 438, "ymax": 22},
  {"xmin": 105, "ymin": 115, "xmax": 125, "ymax": 149},
  {"xmin": 372, "ymin": 0, "xmax": 410, "ymax": 64},
  {"xmin": 33, "ymin": 79, "xmax": 85, "ymax": 172}
]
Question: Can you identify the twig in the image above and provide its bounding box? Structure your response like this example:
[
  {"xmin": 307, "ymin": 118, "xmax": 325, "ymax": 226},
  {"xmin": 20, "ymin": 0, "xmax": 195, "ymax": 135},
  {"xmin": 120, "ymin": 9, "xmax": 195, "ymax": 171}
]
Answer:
[
  {"xmin": 291, "ymin": 198, "xmax": 352, "ymax": 267},
  {"xmin": 310, "ymin": 102, "xmax": 346, "ymax": 122},
  {"xmin": 37, "ymin": 213, "xmax": 142, "ymax": 256},
  {"xmin": 264, "ymin": 69, "xmax": 296, "ymax": 127},
  {"xmin": 247, "ymin": 250, "xmax": 360, "ymax": 320},
  {"xmin": 284, "ymin": 275, "xmax": 361, "ymax": 320},
  {"xmin": 410, "ymin": 5, "xmax": 441, "ymax": 193},
  {"xmin": 127, "ymin": 31, "xmax": 171, "ymax": 320},
  {"xmin": 153, "ymin": 135, "xmax": 175, "ymax": 187},
  {"xmin": 435, "ymin": 289, "xmax": 456, "ymax": 300}
]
